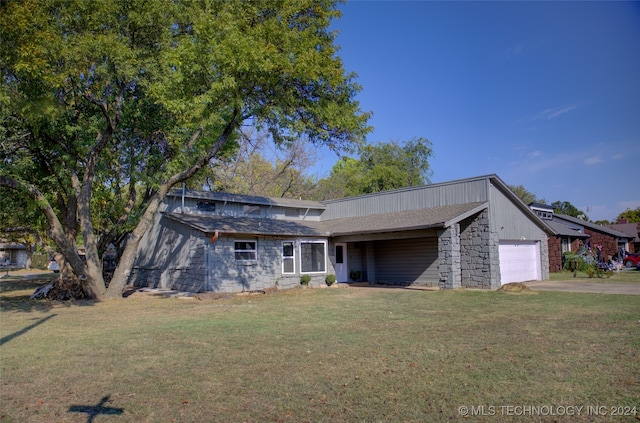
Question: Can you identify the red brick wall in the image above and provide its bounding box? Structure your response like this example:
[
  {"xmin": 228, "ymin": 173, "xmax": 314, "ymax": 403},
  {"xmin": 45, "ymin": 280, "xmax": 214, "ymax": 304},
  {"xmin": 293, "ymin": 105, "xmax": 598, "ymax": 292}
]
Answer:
[
  {"xmin": 548, "ymin": 237, "xmax": 598, "ymax": 272},
  {"xmin": 548, "ymin": 236, "xmax": 562, "ymax": 272},
  {"xmin": 584, "ymin": 229, "xmax": 618, "ymax": 260}
]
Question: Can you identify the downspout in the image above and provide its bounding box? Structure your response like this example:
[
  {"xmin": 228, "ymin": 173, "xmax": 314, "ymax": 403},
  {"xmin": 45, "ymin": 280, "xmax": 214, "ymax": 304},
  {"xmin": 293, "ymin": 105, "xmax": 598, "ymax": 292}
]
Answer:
[{"xmin": 181, "ymin": 183, "xmax": 186, "ymax": 214}]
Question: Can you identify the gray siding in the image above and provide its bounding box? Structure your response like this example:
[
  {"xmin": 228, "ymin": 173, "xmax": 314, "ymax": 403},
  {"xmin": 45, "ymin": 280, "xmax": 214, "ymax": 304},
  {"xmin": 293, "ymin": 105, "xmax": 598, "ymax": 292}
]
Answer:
[
  {"xmin": 131, "ymin": 214, "xmax": 331, "ymax": 293},
  {"xmin": 164, "ymin": 196, "xmax": 323, "ymax": 221},
  {"xmin": 489, "ymin": 184, "xmax": 547, "ymax": 241},
  {"xmin": 373, "ymin": 237, "xmax": 439, "ymax": 287},
  {"xmin": 323, "ymin": 178, "xmax": 490, "ymax": 220}
]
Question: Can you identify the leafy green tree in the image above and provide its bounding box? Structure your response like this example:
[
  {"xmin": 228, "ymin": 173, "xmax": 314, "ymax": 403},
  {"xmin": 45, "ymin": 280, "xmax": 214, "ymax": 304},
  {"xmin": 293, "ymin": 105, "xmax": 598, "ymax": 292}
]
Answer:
[
  {"xmin": 616, "ymin": 207, "xmax": 640, "ymax": 223},
  {"xmin": 508, "ymin": 185, "xmax": 545, "ymax": 205},
  {"xmin": 313, "ymin": 138, "xmax": 433, "ymax": 199},
  {"xmin": 552, "ymin": 201, "xmax": 588, "ymax": 220},
  {"xmin": 0, "ymin": 0, "xmax": 370, "ymax": 299}
]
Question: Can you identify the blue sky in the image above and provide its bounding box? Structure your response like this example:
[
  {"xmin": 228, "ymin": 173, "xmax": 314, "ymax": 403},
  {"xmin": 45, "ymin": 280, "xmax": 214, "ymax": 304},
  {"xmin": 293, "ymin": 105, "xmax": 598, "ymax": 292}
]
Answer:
[{"xmin": 312, "ymin": 0, "xmax": 640, "ymax": 222}]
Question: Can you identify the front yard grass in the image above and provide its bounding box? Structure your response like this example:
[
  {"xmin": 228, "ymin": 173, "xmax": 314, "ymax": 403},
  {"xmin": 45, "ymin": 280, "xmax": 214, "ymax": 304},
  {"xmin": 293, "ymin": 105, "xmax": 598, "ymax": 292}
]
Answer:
[
  {"xmin": 550, "ymin": 268, "xmax": 640, "ymax": 284},
  {"xmin": 1, "ymin": 275, "xmax": 639, "ymax": 422}
]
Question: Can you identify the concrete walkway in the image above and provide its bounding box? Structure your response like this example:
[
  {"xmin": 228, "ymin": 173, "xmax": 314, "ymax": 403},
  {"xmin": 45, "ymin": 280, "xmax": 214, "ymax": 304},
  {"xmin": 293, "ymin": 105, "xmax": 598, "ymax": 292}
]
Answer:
[{"xmin": 524, "ymin": 280, "xmax": 640, "ymax": 295}]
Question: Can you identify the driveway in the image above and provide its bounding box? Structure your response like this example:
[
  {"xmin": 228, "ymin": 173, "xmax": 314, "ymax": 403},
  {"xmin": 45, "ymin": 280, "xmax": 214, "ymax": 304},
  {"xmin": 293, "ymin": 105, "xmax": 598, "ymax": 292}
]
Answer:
[{"xmin": 524, "ymin": 280, "xmax": 640, "ymax": 295}]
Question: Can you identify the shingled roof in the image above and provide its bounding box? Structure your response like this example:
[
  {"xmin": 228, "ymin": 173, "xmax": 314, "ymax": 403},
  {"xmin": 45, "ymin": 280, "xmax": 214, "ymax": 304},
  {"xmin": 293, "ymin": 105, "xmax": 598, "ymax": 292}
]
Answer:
[
  {"xmin": 324, "ymin": 202, "xmax": 488, "ymax": 236},
  {"xmin": 165, "ymin": 202, "xmax": 489, "ymax": 238}
]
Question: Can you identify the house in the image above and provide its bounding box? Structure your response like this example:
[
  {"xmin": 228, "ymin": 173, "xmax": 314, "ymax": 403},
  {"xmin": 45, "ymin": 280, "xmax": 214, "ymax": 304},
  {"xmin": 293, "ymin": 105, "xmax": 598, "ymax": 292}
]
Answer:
[
  {"xmin": 130, "ymin": 174, "xmax": 553, "ymax": 293},
  {"xmin": 0, "ymin": 242, "xmax": 28, "ymax": 268},
  {"xmin": 605, "ymin": 221, "xmax": 639, "ymax": 254},
  {"xmin": 529, "ymin": 203, "xmax": 633, "ymax": 272}
]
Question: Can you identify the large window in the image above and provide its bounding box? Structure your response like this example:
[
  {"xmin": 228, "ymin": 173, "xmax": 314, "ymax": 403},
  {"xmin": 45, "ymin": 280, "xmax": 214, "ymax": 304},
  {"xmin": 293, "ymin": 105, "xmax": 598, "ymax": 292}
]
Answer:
[
  {"xmin": 561, "ymin": 237, "xmax": 570, "ymax": 254},
  {"xmin": 300, "ymin": 240, "xmax": 326, "ymax": 273},
  {"xmin": 235, "ymin": 241, "xmax": 257, "ymax": 261},
  {"xmin": 282, "ymin": 241, "xmax": 295, "ymax": 274}
]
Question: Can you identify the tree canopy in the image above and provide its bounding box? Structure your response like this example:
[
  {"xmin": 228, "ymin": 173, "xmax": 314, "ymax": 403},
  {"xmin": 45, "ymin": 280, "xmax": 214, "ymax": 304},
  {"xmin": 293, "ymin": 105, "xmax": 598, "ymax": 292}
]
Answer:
[
  {"xmin": 0, "ymin": 0, "xmax": 370, "ymax": 299},
  {"xmin": 551, "ymin": 201, "xmax": 588, "ymax": 220},
  {"xmin": 616, "ymin": 207, "xmax": 640, "ymax": 223},
  {"xmin": 508, "ymin": 185, "xmax": 545, "ymax": 206},
  {"xmin": 314, "ymin": 138, "xmax": 433, "ymax": 199}
]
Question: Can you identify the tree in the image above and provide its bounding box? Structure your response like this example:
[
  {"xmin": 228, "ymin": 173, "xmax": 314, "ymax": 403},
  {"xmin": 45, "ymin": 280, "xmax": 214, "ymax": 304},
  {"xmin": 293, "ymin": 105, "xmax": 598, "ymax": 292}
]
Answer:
[
  {"xmin": 201, "ymin": 128, "xmax": 318, "ymax": 199},
  {"xmin": 552, "ymin": 201, "xmax": 588, "ymax": 220},
  {"xmin": 508, "ymin": 185, "xmax": 545, "ymax": 205},
  {"xmin": 313, "ymin": 138, "xmax": 433, "ymax": 199},
  {"xmin": 0, "ymin": 0, "xmax": 370, "ymax": 299},
  {"xmin": 616, "ymin": 207, "xmax": 640, "ymax": 223}
]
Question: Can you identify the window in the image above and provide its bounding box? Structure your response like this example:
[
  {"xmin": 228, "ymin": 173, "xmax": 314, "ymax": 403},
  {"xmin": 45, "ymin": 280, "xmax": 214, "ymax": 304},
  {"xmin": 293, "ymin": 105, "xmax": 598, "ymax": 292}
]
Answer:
[
  {"xmin": 197, "ymin": 201, "xmax": 216, "ymax": 212},
  {"xmin": 285, "ymin": 208, "xmax": 300, "ymax": 218},
  {"xmin": 561, "ymin": 237, "xmax": 570, "ymax": 254},
  {"xmin": 300, "ymin": 240, "xmax": 326, "ymax": 273},
  {"xmin": 282, "ymin": 241, "xmax": 295, "ymax": 274},
  {"xmin": 235, "ymin": 241, "xmax": 257, "ymax": 261},
  {"xmin": 243, "ymin": 205, "xmax": 261, "ymax": 215},
  {"xmin": 336, "ymin": 244, "xmax": 344, "ymax": 264}
]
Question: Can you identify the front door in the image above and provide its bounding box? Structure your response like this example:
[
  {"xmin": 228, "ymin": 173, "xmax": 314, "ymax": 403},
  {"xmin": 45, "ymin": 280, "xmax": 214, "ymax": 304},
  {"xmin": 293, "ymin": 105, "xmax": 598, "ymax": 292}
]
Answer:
[{"xmin": 335, "ymin": 243, "xmax": 348, "ymax": 283}]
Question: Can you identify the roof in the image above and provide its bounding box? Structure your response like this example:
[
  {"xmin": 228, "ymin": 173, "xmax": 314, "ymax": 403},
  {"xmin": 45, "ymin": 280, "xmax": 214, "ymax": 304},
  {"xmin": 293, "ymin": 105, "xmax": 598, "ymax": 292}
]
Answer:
[
  {"xmin": 605, "ymin": 223, "xmax": 640, "ymax": 242},
  {"xmin": 167, "ymin": 189, "xmax": 326, "ymax": 210},
  {"xmin": 325, "ymin": 202, "xmax": 489, "ymax": 236},
  {"xmin": 0, "ymin": 242, "xmax": 27, "ymax": 250},
  {"xmin": 164, "ymin": 213, "xmax": 329, "ymax": 237},
  {"xmin": 529, "ymin": 202, "xmax": 554, "ymax": 211},
  {"xmin": 165, "ymin": 202, "xmax": 489, "ymax": 238},
  {"xmin": 555, "ymin": 214, "xmax": 633, "ymax": 239},
  {"xmin": 545, "ymin": 219, "xmax": 589, "ymax": 238}
]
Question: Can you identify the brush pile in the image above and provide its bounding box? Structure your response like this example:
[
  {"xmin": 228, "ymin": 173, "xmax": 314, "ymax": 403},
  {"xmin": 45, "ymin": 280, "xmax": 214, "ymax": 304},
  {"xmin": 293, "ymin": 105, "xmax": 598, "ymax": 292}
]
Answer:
[{"xmin": 30, "ymin": 276, "xmax": 87, "ymax": 300}]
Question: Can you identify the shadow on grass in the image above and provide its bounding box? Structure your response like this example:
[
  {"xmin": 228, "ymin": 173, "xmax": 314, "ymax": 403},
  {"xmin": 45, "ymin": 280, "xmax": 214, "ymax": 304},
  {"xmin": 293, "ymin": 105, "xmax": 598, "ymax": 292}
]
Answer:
[
  {"xmin": 0, "ymin": 274, "xmax": 96, "ymax": 312},
  {"xmin": 0, "ymin": 313, "xmax": 57, "ymax": 346},
  {"xmin": 68, "ymin": 395, "xmax": 124, "ymax": 422},
  {"xmin": 0, "ymin": 275, "xmax": 55, "ymax": 293}
]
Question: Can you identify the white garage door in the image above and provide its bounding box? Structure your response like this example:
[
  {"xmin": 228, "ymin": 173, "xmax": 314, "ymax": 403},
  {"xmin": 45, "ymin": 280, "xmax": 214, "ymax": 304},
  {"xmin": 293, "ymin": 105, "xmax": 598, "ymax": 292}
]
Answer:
[{"xmin": 499, "ymin": 241, "xmax": 541, "ymax": 284}]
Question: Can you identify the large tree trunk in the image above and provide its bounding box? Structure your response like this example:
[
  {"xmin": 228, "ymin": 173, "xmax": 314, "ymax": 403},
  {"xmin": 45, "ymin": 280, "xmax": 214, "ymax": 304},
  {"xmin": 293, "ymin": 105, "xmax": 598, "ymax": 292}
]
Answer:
[
  {"xmin": 105, "ymin": 113, "xmax": 240, "ymax": 298},
  {"xmin": 105, "ymin": 196, "xmax": 162, "ymax": 298}
]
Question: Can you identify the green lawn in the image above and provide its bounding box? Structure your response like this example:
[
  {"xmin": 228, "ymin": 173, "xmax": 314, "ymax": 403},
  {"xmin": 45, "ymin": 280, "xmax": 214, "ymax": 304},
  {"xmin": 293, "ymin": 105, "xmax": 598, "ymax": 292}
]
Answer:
[
  {"xmin": 550, "ymin": 268, "xmax": 640, "ymax": 284},
  {"xmin": 1, "ymin": 275, "xmax": 639, "ymax": 422}
]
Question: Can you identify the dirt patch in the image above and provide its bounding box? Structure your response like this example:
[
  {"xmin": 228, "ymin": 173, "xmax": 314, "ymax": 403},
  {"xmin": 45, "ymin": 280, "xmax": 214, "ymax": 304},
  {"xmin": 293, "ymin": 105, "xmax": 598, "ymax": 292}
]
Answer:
[{"xmin": 498, "ymin": 282, "xmax": 537, "ymax": 294}]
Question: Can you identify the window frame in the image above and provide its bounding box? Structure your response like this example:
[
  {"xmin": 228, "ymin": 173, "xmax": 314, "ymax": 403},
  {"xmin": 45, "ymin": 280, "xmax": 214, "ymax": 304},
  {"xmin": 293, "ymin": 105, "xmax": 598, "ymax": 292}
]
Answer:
[
  {"xmin": 299, "ymin": 239, "xmax": 327, "ymax": 274},
  {"xmin": 282, "ymin": 241, "xmax": 295, "ymax": 274},
  {"xmin": 234, "ymin": 240, "xmax": 257, "ymax": 262}
]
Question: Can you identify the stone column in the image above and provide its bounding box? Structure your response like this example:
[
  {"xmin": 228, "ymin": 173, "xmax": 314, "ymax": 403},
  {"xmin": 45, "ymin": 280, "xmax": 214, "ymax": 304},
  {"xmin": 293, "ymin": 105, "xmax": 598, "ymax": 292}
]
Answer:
[{"xmin": 438, "ymin": 224, "xmax": 461, "ymax": 289}]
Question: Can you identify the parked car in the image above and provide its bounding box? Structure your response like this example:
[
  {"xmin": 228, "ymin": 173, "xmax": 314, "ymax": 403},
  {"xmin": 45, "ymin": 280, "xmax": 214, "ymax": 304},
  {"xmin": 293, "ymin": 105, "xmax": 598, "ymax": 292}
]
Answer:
[
  {"xmin": 47, "ymin": 259, "xmax": 60, "ymax": 273},
  {"xmin": 623, "ymin": 253, "xmax": 640, "ymax": 268}
]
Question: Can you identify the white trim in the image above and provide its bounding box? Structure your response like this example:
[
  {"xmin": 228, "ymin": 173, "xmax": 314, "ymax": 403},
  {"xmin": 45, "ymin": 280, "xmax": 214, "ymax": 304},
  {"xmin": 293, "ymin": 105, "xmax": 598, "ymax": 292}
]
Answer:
[
  {"xmin": 234, "ymin": 239, "xmax": 257, "ymax": 262},
  {"xmin": 282, "ymin": 241, "xmax": 295, "ymax": 274},
  {"xmin": 299, "ymin": 239, "xmax": 327, "ymax": 274}
]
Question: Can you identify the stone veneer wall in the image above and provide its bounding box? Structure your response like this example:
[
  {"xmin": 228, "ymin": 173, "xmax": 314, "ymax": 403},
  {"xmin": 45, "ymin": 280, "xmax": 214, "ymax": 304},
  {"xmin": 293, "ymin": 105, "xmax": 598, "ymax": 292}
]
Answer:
[
  {"xmin": 438, "ymin": 224, "xmax": 461, "ymax": 289},
  {"xmin": 459, "ymin": 208, "xmax": 500, "ymax": 289},
  {"xmin": 438, "ymin": 208, "xmax": 500, "ymax": 290}
]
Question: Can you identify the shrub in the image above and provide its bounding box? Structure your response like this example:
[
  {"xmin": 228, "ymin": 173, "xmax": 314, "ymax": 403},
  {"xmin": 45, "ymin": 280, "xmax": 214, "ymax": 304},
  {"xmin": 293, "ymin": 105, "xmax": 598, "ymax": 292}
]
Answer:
[
  {"xmin": 300, "ymin": 275, "xmax": 311, "ymax": 286},
  {"xmin": 349, "ymin": 270, "xmax": 362, "ymax": 281},
  {"xmin": 325, "ymin": 274, "xmax": 336, "ymax": 286}
]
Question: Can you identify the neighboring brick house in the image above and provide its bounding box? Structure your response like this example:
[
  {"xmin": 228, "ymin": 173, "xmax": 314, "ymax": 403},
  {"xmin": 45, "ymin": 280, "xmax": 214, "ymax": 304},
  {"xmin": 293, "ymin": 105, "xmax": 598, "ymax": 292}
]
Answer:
[
  {"xmin": 529, "ymin": 203, "xmax": 633, "ymax": 272},
  {"xmin": 605, "ymin": 221, "xmax": 640, "ymax": 253}
]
